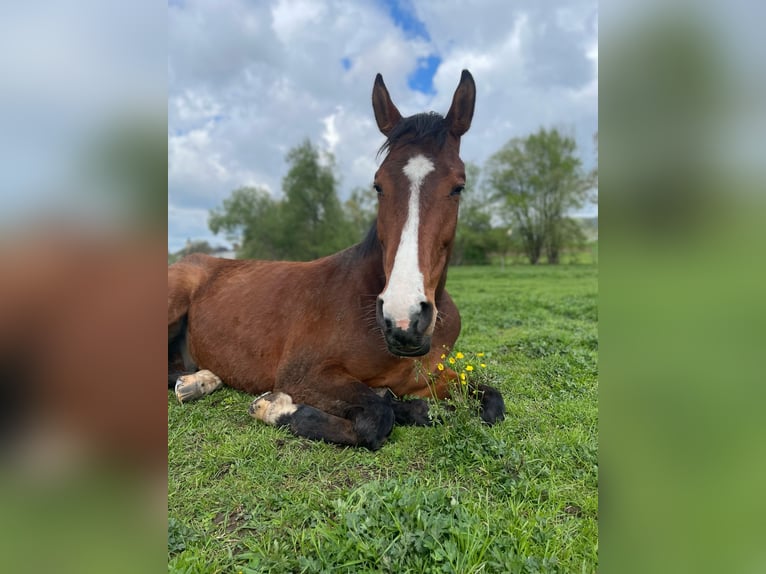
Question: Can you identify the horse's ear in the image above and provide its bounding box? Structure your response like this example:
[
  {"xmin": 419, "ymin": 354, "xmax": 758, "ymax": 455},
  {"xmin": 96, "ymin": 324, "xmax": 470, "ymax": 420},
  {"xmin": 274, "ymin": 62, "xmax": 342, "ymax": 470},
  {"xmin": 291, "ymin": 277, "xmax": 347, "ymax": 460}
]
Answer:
[
  {"xmin": 372, "ymin": 73, "xmax": 402, "ymax": 137},
  {"xmin": 445, "ymin": 70, "xmax": 476, "ymax": 137}
]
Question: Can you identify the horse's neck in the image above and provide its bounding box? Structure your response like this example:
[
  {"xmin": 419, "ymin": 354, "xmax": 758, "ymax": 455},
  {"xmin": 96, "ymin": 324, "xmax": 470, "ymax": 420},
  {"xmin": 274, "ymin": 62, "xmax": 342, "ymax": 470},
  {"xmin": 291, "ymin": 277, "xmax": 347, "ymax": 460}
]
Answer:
[{"xmin": 350, "ymin": 239, "xmax": 386, "ymax": 295}]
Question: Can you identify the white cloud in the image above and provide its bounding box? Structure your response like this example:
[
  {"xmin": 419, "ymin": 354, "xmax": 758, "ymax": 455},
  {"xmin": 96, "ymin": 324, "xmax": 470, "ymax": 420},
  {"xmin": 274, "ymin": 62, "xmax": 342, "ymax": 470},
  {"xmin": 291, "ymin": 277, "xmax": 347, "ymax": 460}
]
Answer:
[
  {"xmin": 321, "ymin": 108, "xmax": 342, "ymax": 156},
  {"xmin": 169, "ymin": 127, "xmax": 229, "ymax": 185}
]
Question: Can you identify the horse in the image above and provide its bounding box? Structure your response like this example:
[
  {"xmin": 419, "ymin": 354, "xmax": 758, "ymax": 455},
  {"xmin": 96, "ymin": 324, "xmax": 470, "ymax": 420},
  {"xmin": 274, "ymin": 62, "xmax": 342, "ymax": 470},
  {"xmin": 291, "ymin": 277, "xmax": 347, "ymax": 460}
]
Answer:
[{"xmin": 168, "ymin": 70, "xmax": 505, "ymax": 450}]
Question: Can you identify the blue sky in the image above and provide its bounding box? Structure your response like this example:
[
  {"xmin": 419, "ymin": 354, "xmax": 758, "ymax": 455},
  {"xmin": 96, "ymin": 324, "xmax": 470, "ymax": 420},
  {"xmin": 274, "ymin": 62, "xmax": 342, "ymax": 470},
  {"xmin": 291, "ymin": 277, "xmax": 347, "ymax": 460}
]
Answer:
[{"xmin": 383, "ymin": 0, "xmax": 442, "ymax": 94}]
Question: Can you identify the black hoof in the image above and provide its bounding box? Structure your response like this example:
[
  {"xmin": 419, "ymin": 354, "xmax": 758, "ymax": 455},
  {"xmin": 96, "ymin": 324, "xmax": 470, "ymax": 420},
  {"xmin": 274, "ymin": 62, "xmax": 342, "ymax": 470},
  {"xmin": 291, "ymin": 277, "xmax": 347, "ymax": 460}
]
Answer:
[
  {"xmin": 478, "ymin": 384, "xmax": 505, "ymax": 425},
  {"xmin": 350, "ymin": 401, "xmax": 395, "ymax": 451}
]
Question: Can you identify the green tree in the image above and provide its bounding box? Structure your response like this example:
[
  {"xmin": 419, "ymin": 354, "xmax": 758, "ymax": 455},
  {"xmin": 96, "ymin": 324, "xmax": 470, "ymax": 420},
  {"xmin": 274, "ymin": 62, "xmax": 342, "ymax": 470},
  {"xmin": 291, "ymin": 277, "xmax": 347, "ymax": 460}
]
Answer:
[
  {"xmin": 208, "ymin": 140, "xmax": 356, "ymax": 261},
  {"xmin": 486, "ymin": 128, "xmax": 591, "ymax": 264},
  {"xmin": 451, "ymin": 163, "xmax": 500, "ymax": 265},
  {"xmin": 208, "ymin": 186, "xmax": 283, "ymax": 259},
  {"xmin": 280, "ymin": 139, "xmax": 355, "ymax": 259},
  {"xmin": 343, "ymin": 186, "xmax": 378, "ymax": 241}
]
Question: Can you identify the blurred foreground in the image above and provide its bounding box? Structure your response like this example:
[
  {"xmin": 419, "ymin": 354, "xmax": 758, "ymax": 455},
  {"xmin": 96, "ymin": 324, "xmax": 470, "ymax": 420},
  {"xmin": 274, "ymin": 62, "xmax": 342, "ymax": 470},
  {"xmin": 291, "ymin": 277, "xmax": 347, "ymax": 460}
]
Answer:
[
  {"xmin": 0, "ymin": 2, "xmax": 166, "ymax": 572},
  {"xmin": 601, "ymin": 1, "xmax": 766, "ymax": 573}
]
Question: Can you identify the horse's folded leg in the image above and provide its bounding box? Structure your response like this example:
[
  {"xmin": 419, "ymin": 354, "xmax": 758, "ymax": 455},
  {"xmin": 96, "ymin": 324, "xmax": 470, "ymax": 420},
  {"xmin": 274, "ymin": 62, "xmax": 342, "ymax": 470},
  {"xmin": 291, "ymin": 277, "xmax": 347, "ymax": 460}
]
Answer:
[
  {"xmin": 374, "ymin": 388, "xmax": 431, "ymax": 426},
  {"xmin": 249, "ymin": 392, "xmax": 360, "ymax": 447},
  {"xmin": 389, "ymin": 398, "xmax": 432, "ymax": 426},
  {"xmin": 476, "ymin": 384, "xmax": 505, "ymax": 425},
  {"xmin": 174, "ymin": 370, "xmax": 222, "ymax": 403}
]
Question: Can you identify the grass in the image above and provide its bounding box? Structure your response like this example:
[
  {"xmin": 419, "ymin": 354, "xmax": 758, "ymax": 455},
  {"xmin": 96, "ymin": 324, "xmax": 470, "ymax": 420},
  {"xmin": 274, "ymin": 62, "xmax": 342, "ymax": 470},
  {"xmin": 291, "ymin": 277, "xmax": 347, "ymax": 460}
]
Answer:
[{"xmin": 168, "ymin": 264, "xmax": 598, "ymax": 573}]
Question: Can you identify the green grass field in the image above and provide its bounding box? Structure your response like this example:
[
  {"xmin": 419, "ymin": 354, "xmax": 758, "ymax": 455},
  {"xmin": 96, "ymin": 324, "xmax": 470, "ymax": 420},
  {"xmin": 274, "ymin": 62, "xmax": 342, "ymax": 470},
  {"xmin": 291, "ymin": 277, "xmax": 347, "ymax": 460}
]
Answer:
[{"xmin": 168, "ymin": 264, "xmax": 598, "ymax": 573}]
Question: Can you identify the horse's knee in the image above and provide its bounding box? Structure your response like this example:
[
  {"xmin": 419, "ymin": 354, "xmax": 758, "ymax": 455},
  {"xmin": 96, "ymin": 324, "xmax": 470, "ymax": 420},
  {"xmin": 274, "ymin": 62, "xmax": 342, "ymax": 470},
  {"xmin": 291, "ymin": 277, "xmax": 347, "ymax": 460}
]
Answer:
[
  {"xmin": 350, "ymin": 399, "xmax": 395, "ymax": 451},
  {"xmin": 477, "ymin": 384, "xmax": 505, "ymax": 425}
]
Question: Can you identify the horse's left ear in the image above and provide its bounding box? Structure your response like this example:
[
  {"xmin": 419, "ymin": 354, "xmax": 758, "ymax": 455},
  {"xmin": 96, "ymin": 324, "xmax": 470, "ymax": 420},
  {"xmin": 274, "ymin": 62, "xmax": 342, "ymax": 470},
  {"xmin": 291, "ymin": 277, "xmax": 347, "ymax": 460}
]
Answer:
[{"xmin": 445, "ymin": 70, "xmax": 476, "ymax": 137}]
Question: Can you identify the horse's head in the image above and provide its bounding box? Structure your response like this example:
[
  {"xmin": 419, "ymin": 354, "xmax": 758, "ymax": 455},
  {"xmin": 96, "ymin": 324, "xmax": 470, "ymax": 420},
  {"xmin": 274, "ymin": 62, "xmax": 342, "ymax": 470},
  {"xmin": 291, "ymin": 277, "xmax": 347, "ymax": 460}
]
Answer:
[{"xmin": 371, "ymin": 70, "xmax": 475, "ymax": 357}]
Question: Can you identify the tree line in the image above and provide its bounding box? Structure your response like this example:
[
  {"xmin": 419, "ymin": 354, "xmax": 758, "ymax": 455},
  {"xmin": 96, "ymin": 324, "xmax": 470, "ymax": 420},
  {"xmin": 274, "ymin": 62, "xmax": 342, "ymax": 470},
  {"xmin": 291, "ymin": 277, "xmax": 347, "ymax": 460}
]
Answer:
[{"xmin": 171, "ymin": 128, "xmax": 596, "ymax": 265}]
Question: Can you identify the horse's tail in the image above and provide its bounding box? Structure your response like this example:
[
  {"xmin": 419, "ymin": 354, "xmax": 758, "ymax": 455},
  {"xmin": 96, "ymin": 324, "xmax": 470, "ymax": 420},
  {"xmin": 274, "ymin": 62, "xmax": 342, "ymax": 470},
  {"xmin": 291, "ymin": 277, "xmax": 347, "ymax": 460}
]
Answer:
[{"xmin": 168, "ymin": 254, "xmax": 214, "ymax": 383}]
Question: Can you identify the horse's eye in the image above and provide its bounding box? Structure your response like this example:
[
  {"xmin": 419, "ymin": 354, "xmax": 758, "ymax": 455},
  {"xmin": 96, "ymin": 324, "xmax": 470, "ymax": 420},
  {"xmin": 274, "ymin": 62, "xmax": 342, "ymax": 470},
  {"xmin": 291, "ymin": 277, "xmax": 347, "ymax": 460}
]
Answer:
[
  {"xmin": 450, "ymin": 185, "xmax": 465, "ymax": 197},
  {"xmin": 373, "ymin": 183, "xmax": 383, "ymax": 195}
]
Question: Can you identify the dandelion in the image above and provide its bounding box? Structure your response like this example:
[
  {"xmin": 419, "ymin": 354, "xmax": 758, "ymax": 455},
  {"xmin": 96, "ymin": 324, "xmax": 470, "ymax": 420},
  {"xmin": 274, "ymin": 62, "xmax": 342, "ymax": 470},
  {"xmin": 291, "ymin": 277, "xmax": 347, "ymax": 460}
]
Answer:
[
  {"xmin": 477, "ymin": 352, "xmax": 485, "ymax": 357},
  {"xmin": 437, "ymin": 363, "xmax": 445, "ymax": 371},
  {"xmin": 440, "ymin": 353, "xmax": 446, "ymax": 359},
  {"xmin": 455, "ymin": 352, "xmax": 465, "ymax": 359},
  {"xmin": 460, "ymin": 372, "xmax": 467, "ymax": 384},
  {"xmin": 448, "ymin": 357, "xmax": 456, "ymax": 365},
  {"xmin": 465, "ymin": 365, "xmax": 474, "ymax": 372},
  {"xmin": 480, "ymin": 363, "xmax": 487, "ymax": 368}
]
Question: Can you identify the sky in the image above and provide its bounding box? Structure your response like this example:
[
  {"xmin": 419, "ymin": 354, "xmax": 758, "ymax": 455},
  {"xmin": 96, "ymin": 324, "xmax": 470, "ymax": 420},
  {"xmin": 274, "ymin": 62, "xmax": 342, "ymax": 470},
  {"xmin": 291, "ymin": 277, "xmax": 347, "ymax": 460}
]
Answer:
[{"xmin": 168, "ymin": 0, "xmax": 598, "ymax": 252}]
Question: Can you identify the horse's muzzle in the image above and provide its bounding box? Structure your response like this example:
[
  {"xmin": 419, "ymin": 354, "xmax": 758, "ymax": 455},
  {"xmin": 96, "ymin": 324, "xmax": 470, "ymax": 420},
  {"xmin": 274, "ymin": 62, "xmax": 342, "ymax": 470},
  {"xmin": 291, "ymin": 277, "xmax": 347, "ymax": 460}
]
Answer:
[
  {"xmin": 386, "ymin": 337, "xmax": 432, "ymax": 357},
  {"xmin": 377, "ymin": 298, "xmax": 433, "ymax": 357}
]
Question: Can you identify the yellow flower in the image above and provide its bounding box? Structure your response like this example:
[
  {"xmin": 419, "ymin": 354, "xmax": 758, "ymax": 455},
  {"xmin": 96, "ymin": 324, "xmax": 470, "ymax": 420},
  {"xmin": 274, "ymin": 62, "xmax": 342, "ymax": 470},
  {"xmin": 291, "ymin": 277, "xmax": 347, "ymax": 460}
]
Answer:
[
  {"xmin": 480, "ymin": 363, "xmax": 487, "ymax": 368},
  {"xmin": 465, "ymin": 365, "xmax": 474, "ymax": 372},
  {"xmin": 437, "ymin": 363, "xmax": 445, "ymax": 371},
  {"xmin": 477, "ymin": 352, "xmax": 485, "ymax": 357},
  {"xmin": 455, "ymin": 352, "xmax": 465, "ymax": 359},
  {"xmin": 448, "ymin": 357, "xmax": 456, "ymax": 365},
  {"xmin": 440, "ymin": 353, "xmax": 446, "ymax": 359},
  {"xmin": 460, "ymin": 372, "xmax": 466, "ymax": 381}
]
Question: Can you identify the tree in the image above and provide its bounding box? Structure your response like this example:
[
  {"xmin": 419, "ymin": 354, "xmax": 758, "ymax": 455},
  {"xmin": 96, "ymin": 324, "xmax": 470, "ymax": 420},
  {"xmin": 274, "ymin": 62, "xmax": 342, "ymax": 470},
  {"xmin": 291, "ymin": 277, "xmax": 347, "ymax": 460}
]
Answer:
[
  {"xmin": 208, "ymin": 186, "xmax": 283, "ymax": 259},
  {"xmin": 486, "ymin": 128, "xmax": 590, "ymax": 264},
  {"xmin": 280, "ymin": 140, "xmax": 355, "ymax": 259},
  {"xmin": 451, "ymin": 163, "xmax": 500, "ymax": 265},
  {"xmin": 343, "ymin": 186, "xmax": 377, "ymax": 241},
  {"xmin": 208, "ymin": 140, "xmax": 356, "ymax": 261}
]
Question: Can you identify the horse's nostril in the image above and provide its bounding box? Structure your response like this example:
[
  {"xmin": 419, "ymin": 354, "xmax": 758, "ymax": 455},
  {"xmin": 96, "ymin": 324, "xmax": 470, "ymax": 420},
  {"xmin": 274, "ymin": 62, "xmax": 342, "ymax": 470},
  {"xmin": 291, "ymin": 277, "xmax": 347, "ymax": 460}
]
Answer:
[{"xmin": 414, "ymin": 301, "xmax": 433, "ymax": 335}]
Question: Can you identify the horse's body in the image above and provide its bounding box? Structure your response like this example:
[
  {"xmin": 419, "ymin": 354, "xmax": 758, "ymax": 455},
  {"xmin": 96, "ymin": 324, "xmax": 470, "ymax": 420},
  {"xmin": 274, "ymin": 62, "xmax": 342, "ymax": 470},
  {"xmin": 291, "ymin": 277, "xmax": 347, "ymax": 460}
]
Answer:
[
  {"xmin": 171, "ymin": 242, "xmax": 459, "ymax": 398},
  {"xmin": 168, "ymin": 71, "xmax": 504, "ymax": 449}
]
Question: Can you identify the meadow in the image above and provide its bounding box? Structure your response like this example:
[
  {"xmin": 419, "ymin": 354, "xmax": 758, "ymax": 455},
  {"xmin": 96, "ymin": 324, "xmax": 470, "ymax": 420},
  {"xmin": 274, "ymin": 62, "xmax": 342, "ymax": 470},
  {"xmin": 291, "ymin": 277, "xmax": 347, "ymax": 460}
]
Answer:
[{"xmin": 168, "ymin": 264, "xmax": 598, "ymax": 573}]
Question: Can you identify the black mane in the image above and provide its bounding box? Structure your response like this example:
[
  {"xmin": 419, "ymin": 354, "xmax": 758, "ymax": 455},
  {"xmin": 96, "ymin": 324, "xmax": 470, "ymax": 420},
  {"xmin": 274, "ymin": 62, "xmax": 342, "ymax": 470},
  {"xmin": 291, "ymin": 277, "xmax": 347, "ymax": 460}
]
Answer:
[
  {"xmin": 377, "ymin": 112, "xmax": 449, "ymax": 157},
  {"xmin": 358, "ymin": 222, "xmax": 380, "ymax": 259}
]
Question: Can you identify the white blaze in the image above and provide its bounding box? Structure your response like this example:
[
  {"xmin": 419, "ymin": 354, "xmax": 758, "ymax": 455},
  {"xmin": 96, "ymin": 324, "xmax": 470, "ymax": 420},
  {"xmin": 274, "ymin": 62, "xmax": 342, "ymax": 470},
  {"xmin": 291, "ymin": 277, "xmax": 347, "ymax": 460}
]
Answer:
[{"xmin": 380, "ymin": 154, "xmax": 434, "ymax": 327}]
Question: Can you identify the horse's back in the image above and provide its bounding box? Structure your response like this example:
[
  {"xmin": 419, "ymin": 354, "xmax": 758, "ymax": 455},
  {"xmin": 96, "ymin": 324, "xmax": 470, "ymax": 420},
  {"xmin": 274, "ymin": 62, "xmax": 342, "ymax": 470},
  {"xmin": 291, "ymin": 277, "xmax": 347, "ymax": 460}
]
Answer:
[{"xmin": 169, "ymin": 254, "xmax": 215, "ymax": 328}]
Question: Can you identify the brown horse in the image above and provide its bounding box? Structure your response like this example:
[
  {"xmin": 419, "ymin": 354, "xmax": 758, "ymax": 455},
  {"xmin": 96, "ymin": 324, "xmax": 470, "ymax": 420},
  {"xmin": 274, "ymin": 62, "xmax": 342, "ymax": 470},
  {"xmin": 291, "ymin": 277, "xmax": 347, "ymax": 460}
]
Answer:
[{"xmin": 168, "ymin": 70, "xmax": 505, "ymax": 450}]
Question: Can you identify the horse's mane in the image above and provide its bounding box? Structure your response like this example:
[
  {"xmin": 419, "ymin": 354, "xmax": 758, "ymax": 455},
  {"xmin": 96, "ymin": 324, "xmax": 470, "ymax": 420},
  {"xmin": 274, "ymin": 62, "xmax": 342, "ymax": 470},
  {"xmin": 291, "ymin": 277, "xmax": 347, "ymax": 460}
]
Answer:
[
  {"xmin": 377, "ymin": 112, "xmax": 449, "ymax": 157},
  {"xmin": 358, "ymin": 222, "xmax": 380, "ymax": 259}
]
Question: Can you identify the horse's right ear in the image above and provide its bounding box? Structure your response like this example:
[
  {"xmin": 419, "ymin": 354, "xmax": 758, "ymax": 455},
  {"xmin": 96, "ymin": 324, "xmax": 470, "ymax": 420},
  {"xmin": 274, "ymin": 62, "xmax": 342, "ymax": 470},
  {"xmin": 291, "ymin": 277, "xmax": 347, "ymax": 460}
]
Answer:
[{"xmin": 372, "ymin": 74, "xmax": 402, "ymax": 137}]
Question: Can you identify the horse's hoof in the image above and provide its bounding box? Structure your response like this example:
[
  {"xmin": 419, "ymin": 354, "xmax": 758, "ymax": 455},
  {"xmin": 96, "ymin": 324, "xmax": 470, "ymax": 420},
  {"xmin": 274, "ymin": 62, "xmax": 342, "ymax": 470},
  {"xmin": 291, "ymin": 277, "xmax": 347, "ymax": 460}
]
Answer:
[
  {"xmin": 249, "ymin": 392, "xmax": 297, "ymax": 425},
  {"xmin": 478, "ymin": 384, "xmax": 506, "ymax": 425},
  {"xmin": 174, "ymin": 370, "xmax": 222, "ymax": 403},
  {"xmin": 248, "ymin": 392, "xmax": 272, "ymax": 417}
]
